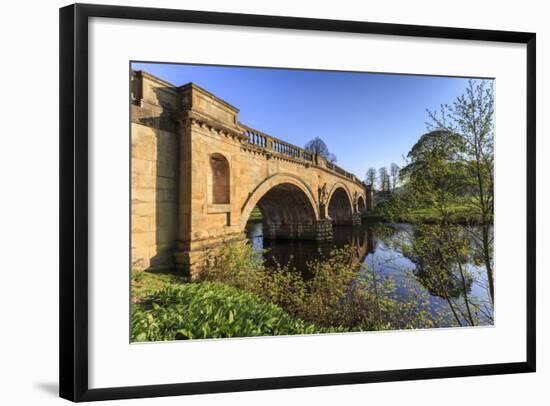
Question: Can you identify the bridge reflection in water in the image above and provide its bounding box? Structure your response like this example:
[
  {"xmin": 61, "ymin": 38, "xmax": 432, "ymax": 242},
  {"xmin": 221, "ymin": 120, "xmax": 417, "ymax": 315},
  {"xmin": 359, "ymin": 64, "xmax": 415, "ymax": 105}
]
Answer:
[
  {"xmin": 246, "ymin": 222, "xmax": 493, "ymax": 327},
  {"xmin": 246, "ymin": 222, "xmax": 375, "ymax": 279}
]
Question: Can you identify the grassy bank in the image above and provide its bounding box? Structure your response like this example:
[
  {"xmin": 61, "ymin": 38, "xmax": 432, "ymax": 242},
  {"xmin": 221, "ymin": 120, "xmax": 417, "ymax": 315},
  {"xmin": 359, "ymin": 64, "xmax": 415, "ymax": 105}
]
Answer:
[
  {"xmin": 131, "ymin": 268, "xmax": 189, "ymax": 303},
  {"xmin": 132, "ymin": 281, "xmax": 344, "ymax": 341},
  {"xmin": 131, "ymin": 269, "xmax": 345, "ymax": 341},
  {"xmin": 131, "ymin": 241, "xmax": 440, "ymax": 342},
  {"xmin": 363, "ymin": 203, "xmax": 480, "ymax": 225}
]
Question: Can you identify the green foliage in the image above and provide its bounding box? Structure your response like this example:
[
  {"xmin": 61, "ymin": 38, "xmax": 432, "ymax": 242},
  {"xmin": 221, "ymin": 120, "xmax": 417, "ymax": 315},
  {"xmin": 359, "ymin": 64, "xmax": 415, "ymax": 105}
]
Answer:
[
  {"xmin": 399, "ymin": 223, "xmax": 491, "ymax": 327},
  {"xmin": 302, "ymin": 248, "xmax": 360, "ymax": 326},
  {"xmin": 366, "ymin": 222, "xmax": 493, "ymax": 327},
  {"xmin": 202, "ymin": 243, "xmax": 354, "ymax": 327},
  {"xmin": 201, "ymin": 241, "xmax": 266, "ymax": 290},
  {"xmin": 131, "ymin": 282, "xmax": 337, "ymax": 342},
  {"xmin": 352, "ymin": 270, "xmax": 446, "ymax": 330},
  {"xmin": 400, "ymin": 129, "xmax": 472, "ymax": 220},
  {"xmin": 423, "ymin": 79, "xmax": 495, "ymax": 303},
  {"xmin": 202, "ymin": 242, "xmax": 438, "ymax": 332},
  {"xmin": 131, "ymin": 268, "xmax": 188, "ymax": 304},
  {"xmin": 363, "ymin": 199, "xmax": 478, "ymax": 225}
]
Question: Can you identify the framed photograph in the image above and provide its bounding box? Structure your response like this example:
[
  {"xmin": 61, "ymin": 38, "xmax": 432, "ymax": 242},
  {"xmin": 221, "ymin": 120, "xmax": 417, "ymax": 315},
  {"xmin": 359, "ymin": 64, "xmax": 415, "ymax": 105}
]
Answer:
[{"xmin": 59, "ymin": 3, "xmax": 536, "ymax": 402}]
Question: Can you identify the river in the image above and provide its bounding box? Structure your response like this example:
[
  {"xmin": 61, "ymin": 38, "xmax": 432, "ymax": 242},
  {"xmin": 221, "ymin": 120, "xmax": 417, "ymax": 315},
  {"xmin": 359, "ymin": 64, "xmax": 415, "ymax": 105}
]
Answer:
[{"xmin": 245, "ymin": 222, "xmax": 494, "ymax": 328}]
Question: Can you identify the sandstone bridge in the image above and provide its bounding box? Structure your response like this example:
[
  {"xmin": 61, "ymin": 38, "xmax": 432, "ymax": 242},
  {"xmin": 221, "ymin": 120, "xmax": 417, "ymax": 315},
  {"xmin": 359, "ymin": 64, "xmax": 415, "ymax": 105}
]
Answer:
[{"xmin": 131, "ymin": 70, "xmax": 372, "ymax": 277}]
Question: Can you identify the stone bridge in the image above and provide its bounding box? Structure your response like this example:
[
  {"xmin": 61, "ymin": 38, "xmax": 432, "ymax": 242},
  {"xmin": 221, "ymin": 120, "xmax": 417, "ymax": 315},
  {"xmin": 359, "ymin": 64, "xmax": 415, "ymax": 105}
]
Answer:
[{"xmin": 131, "ymin": 70, "xmax": 372, "ymax": 277}]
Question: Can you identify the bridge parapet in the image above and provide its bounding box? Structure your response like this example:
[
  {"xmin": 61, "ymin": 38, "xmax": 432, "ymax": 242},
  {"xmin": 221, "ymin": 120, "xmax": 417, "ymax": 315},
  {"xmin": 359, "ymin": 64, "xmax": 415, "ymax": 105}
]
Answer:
[
  {"xmin": 240, "ymin": 124, "xmax": 364, "ymax": 188},
  {"xmin": 241, "ymin": 125, "xmax": 312, "ymax": 162}
]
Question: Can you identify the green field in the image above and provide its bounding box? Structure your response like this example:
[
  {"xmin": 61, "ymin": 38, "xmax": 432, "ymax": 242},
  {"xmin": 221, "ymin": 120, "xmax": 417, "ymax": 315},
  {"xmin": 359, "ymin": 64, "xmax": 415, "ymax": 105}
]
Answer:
[{"xmin": 363, "ymin": 202, "xmax": 479, "ymax": 225}]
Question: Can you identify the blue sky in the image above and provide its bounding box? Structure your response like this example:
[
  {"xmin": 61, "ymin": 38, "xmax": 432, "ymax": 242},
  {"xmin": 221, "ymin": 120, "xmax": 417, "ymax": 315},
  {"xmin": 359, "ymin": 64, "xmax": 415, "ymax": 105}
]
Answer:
[{"xmin": 132, "ymin": 62, "xmax": 474, "ymax": 180}]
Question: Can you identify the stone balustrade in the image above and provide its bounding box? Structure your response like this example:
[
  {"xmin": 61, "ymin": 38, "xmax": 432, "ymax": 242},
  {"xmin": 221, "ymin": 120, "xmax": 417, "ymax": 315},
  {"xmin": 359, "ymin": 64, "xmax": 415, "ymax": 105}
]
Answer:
[{"xmin": 241, "ymin": 124, "xmax": 363, "ymax": 187}]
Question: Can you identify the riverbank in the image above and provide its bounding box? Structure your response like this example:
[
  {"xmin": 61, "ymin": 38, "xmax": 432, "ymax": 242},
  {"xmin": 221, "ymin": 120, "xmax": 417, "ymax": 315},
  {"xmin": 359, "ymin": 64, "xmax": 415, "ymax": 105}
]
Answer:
[
  {"xmin": 362, "ymin": 204, "xmax": 481, "ymax": 225},
  {"xmin": 130, "ymin": 239, "xmax": 457, "ymax": 342},
  {"xmin": 131, "ymin": 268, "xmax": 344, "ymax": 341}
]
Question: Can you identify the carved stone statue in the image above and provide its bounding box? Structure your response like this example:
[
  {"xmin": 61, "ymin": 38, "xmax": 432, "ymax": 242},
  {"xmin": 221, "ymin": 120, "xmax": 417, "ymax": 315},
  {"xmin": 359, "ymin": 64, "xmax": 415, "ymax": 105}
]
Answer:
[{"xmin": 318, "ymin": 183, "xmax": 328, "ymax": 207}]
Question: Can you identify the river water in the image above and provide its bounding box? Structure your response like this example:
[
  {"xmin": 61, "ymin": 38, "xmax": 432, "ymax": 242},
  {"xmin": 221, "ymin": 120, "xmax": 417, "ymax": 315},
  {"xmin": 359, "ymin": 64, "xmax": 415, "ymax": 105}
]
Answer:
[{"xmin": 245, "ymin": 222, "xmax": 494, "ymax": 328}]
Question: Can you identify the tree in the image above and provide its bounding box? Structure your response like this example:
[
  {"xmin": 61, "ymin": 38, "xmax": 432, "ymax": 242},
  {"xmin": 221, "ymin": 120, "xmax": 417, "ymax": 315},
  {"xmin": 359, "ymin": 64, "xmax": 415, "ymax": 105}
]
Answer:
[
  {"xmin": 304, "ymin": 137, "xmax": 337, "ymax": 163},
  {"xmin": 427, "ymin": 79, "xmax": 495, "ymax": 304},
  {"xmin": 378, "ymin": 167, "xmax": 390, "ymax": 193},
  {"xmin": 400, "ymin": 130, "xmax": 468, "ymax": 218},
  {"xmin": 365, "ymin": 168, "xmax": 377, "ymax": 191},
  {"xmin": 400, "ymin": 129, "xmax": 467, "ymax": 207},
  {"xmin": 398, "ymin": 128, "xmax": 493, "ymax": 324},
  {"xmin": 390, "ymin": 163, "xmax": 400, "ymax": 192}
]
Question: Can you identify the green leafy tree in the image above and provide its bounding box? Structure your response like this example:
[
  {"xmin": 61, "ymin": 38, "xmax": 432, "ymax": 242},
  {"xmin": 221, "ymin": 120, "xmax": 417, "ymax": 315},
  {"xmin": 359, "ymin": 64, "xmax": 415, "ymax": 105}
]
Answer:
[
  {"xmin": 400, "ymin": 129, "xmax": 468, "ymax": 220},
  {"xmin": 427, "ymin": 79, "xmax": 494, "ymax": 303}
]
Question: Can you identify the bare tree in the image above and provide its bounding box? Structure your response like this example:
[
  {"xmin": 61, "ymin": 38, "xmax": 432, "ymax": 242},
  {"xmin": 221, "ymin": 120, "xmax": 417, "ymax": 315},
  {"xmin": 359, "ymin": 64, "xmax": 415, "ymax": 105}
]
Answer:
[
  {"xmin": 390, "ymin": 163, "xmax": 400, "ymax": 192},
  {"xmin": 365, "ymin": 167, "xmax": 377, "ymax": 192},
  {"xmin": 378, "ymin": 166, "xmax": 390, "ymax": 193},
  {"xmin": 304, "ymin": 137, "xmax": 337, "ymax": 163}
]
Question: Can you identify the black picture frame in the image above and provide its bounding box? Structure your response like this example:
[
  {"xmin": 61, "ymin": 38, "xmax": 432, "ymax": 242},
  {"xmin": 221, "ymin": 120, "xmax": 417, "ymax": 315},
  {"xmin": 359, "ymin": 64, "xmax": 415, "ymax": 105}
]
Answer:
[{"xmin": 59, "ymin": 3, "xmax": 536, "ymax": 402}]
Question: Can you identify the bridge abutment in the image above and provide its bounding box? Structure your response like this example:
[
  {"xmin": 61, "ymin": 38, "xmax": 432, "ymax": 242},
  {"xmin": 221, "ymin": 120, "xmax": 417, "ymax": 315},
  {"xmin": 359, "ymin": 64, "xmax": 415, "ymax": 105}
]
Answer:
[
  {"xmin": 329, "ymin": 213, "xmax": 362, "ymax": 226},
  {"xmin": 174, "ymin": 232, "xmax": 248, "ymax": 279}
]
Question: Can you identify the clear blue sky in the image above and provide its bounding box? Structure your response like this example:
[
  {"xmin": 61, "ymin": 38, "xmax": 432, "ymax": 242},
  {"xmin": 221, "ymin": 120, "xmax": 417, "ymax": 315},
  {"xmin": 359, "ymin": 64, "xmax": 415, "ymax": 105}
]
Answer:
[{"xmin": 132, "ymin": 62, "xmax": 473, "ymax": 179}]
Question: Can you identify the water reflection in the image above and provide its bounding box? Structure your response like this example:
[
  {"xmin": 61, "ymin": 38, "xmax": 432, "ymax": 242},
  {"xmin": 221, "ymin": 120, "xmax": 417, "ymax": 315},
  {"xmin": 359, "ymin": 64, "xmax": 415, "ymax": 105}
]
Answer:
[
  {"xmin": 245, "ymin": 222, "xmax": 493, "ymax": 327},
  {"xmin": 247, "ymin": 223, "xmax": 374, "ymax": 278}
]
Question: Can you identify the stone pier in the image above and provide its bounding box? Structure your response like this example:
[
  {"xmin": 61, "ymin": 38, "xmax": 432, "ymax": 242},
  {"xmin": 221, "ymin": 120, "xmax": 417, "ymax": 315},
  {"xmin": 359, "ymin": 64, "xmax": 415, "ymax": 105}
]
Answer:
[{"xmin": 263, "ymin": 219, "xmax": 333, "ymax": 241}]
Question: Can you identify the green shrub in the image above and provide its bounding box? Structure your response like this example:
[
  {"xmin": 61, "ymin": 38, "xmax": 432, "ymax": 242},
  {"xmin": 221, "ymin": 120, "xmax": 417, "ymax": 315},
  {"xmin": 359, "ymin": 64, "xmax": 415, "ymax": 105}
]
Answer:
[
  {"xmin": 132, "ymin": 241, "xmax": 443, "ymax": 341},
  {"xmin": 200, "ymin": 242, "xmax": 434, "ymax": 331}
]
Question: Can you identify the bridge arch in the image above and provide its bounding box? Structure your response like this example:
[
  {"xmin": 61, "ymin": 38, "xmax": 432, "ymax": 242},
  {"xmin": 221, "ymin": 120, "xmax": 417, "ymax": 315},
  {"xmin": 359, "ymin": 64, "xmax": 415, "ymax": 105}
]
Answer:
[
  {"xmin": 357, "ymin": 195, "xmax": 366, "ymax": 213},
  {"xmin": 327, "ymin": 182, "xmax": 354, "ymax": 225},
  {"xmin": 241, "ymin": 173, "xmax": 320, "ymax": 228},
  {"xmin": 327, "ymin": 182, "xmax": 354, "ymax": 207}
]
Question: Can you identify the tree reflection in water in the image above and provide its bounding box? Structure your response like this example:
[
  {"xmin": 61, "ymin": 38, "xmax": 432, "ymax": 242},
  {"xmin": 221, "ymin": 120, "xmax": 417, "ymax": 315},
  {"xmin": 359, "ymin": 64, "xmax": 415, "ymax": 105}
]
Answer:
[{"xmin": 246, "ymin": 221, "xmax": 494, "ymax": 328}]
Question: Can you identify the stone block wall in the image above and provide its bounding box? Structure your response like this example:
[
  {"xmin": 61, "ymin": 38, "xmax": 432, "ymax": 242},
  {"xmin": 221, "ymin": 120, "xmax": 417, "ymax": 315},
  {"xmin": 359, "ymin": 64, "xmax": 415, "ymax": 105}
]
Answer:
[
  {"xmin": 351, "ymin": 212, "xmax": 362, "ymax": 226},
  {"xmin": 263, "ymin": 219, "xmax": 333, "ymax": 241},
  {"xmin": 131, "ymin": 71, "xmax": 179, "ymax": 270}
]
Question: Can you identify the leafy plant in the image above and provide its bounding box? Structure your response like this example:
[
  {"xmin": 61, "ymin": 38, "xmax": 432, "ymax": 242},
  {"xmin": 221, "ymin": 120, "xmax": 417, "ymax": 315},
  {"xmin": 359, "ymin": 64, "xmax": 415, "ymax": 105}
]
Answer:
[
  {"xmin": 201, "ymin": 242, "xmax": 438, "ymax": 331},
  {"xmin": 131, "ymin": 282, "xmax": 342, "ymax": 341}
]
